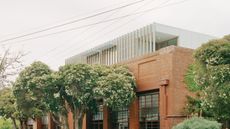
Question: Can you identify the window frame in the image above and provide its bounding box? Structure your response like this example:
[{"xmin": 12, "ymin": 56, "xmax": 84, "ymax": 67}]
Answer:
[
  {"xmin": 138, "ymin": 91, "xmax": 160, "ymax": 129},
  {"xmin": 110, "ymin": 107, "xmax": 129, "ymax": 129}
]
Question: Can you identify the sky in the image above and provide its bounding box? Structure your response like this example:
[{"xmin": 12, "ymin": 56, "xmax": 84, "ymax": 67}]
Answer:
[{"xmin": 0, "ymin": 0, "xmax": 229, "ymax": 70}]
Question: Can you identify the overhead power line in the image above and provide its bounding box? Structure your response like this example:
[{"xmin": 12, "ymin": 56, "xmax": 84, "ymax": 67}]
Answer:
[
  {"xmin": 42, "ymin": 0, "xmax": 188, "ymax": 64},
  {"xmin": 0, "ymin": 0, "xmax": 144, "ymax": 39},
  {"xmin": 1, "ymin": 0, "xmax": 189, "ymax": 45},
  {"xmin": 37, "ymin": 0, "xmax": 131, "ymax": 58},
  {"xmin": 0, "ymin": 0, "xmax": 146, "ymax": 43},
  {"xmin": 42, "ymin": 0, "xmax": 159, "ymax": 60}
]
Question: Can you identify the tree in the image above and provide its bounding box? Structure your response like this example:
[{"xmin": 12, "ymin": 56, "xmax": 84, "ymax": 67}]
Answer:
[
  {"xmin": 184, "ymin": 35, "xmax": 230, "ymax": 128},
  {"xmin": 58, "ymin": 64, "xmax": 136, "ymax": 129},
  {"xmin": 94, "ymin": 65, "xmax": 136, "ymax": 109},
  {"xmin": 37, "ymin": 72, "xmax": 70, "ymax": 129},
  {"xmin": 0, "ymin": 49, "xmax": 23, "ymax": 88},
  {"xmin": 0, "ymin": 88, "xmax": 18, "ymax": 129},
  {"xmin": 58, "ymin": 64, "xmax": 98, "ymax": 129},
  {"xmin": 13, "ymin": 61, "xmax": 52, "ymax": 128},
  {"xmin": 0, "ymin": 118, "xmax": 14, "ymax": 129}
]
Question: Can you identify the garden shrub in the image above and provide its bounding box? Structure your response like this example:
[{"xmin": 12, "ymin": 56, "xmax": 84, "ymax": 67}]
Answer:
[{"xmin": 173, "ymin": 117, "xmax": 221, "ymax": 129}]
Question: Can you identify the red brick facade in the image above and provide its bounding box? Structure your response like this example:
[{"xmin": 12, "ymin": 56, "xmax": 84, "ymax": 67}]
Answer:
[{"xmin": 35, "ymin": 46, "xmax": 193, "ymax": 129}]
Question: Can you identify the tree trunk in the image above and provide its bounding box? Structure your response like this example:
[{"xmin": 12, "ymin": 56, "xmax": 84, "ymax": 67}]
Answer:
[
  {"xmin": 22, "ymin": 121, "xmax": 27, "ymax": 129},
  {"xmin": 11, "ymin": 117, "xmax": 18, "ymax": 129},
  {"xmin": 225, "ymin": 120, "xmax": 229, "ymax": 129},
  {"xmin": 51, "ymin": 113, "xmax": 62, "ymax": 126},
  {"xmin": 19, "ymin": 120, "xmax": 23, "ymax": 129},
  {"xmin": 75, "ymin": 111, "xmax": 84, "ymax": 129},
  {"xmin": 73, "ymin": 109, "xmax": 77, "ymax": 129},
  {"xmin": 63, "ymin": 115, "xmax": 70, "ymax": 129},
  {"xmin": 76, "ymin": 116, "xmax": 83, "ymax": 129}
]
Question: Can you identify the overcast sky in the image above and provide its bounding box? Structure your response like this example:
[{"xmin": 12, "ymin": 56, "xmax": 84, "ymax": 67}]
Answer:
[{"xmin": 0, "ymin": 0, "xmax": 229, "ymax": 70}]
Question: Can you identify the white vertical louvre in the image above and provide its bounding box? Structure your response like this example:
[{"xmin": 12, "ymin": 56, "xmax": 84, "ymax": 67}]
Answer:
[
  {"xmin": 72, "ymin": 23, "xmax": 157, "ymax": 65},
  {"xmin": 152, "ymin": 23, "xmax": 156, "ymax": 52}
]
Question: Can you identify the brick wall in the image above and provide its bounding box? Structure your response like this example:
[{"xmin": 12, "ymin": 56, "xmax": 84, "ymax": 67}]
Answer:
[{"xmin": 36, "ymin": 46, "xmax": 193, "ymax": 129}]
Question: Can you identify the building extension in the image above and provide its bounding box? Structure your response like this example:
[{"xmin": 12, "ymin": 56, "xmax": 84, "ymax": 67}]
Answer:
[{"xmin": 34, "ymin": 22, "xmax": 215, "ymax": 129}]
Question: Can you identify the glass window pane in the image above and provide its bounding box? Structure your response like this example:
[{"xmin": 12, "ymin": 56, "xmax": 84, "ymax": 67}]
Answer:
[
  {"xmin": 111, "ymin": 107, "xmax": 129, "ymax": 129},
  {"xmin": 138, "ymin": 92, "xmax": 159, "ymax": 129}
]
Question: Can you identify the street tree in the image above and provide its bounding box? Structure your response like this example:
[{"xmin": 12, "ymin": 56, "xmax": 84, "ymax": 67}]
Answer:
[
  {"xmin": 37, "ymin": 72, "xmax": 70, "ymax": 129},
  {"xmin": 184, "ymin": 35, "xmax": 230, "ymax": 128},
  {"xmin": 58, "ymin": 64, "xmax": 136, "ymax": 129},
  {"xmin": 94, "ymin": 65, "xmax": 136, "ymax": 109},
  {"xmin": 13, "ymin": 61, "xmax": 52, "ymax": 128},
  {"xmin": 0, "ymin": 88, "xmax": 18, "ymax": 129},
  {"xmin": 58, "ymin": 64, "xmax": 98, "ymax": 129}
]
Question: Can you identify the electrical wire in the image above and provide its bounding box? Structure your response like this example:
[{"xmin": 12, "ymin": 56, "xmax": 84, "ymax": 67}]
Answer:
[
  {"xmin": 0, "ymin": 0, "xmax": 146, "ymax": 39},
  {"xmin": 42, "ymin": 0, "xmax": 159, "ymax": 60},
  {"xmin": 0, "ymin": 0, "xmax": 189, "ymax": 45},
  {"xmin": 37, "ymin": 0, "xmax": 131, "ymax": 59},
  {"xmin": 0, "ymin": 0, "xmax": 147, "ymax": 43},
  {"xmin": 44, "ymin": 0, "xmax": 189, "ymax": 63}
]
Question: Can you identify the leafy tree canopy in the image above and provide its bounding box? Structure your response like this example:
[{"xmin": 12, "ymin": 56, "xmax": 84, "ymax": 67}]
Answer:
[
  {"xmin": 185, "ymin": 35, "xmax": 230, "ymax": 121},
  {"xmin": 0, "ymin": 88, "xmax": 23, "ymax": 129},
  {"xmin": 94, "ymin": 65, "xmax": 136, "ymax": 109},
  {"xmin": 57, "ymin": 64, "xmax": 136, "ymax": 129},
  {"xmin": 13, "ymin": 61, "xmax": 52, "ymax": 119},
  {"xmin": 0, "ymin": 88, "xmax": 16, "ymax": 119}
]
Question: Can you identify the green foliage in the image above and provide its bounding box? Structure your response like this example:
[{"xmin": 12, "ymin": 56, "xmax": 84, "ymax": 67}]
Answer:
[
  {"xmin": 0, "ymin": 118, "xmax": 13, "ymax": 129},
  {"xmin": 94, "ymin": 65, "xmax": 136, "ymax": 109},
  {"xmin": 184, "ymin": 35, "xmax": 230, "ymax": 121},
  {"xmin": 56, "ymin": 64, "xmax": 136, "ymax": 129},
  {"xmin": 184, "ymin": 65, "xmax": 201, "ymax": 92},
  {"xmin": 13, "ymin": 61, "xmax": 52, "ymax": 119},
  {"xmin": 194, "ymin": 37, "xmax": 230, "ymax": 66},
  {"xmin": 0, "ymin": 88, "xmax": 16, "ymax": 119},
  {"xmin": 184, "ymin": 96, "xmax": 202, "ymax": 116},
  {"xmin": 0, "ymin": 88, "xmax": 24, "ymax": 129},
  {"xmin": 173, "ymin": 117, "xmax": 221, "ymax": 129},
  {"xmin": 58, "ymin": 64, "xmax": 98, "ymax": 113},
  {"xmin": 11, "ymin": 61, "xmax": 136, "ymax": 129},
  {"xmin": 37, "ymin": 72, "xmax": 68, "ymax": 114}
]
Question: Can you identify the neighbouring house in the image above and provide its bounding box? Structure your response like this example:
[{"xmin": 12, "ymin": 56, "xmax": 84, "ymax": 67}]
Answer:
[{"xmin": 33, "ymin": 23, "xmax": 215, "ymax": 129}]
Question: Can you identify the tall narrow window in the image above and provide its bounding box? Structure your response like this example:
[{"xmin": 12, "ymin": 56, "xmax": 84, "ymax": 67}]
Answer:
[
  {"xmin": 27, "ymin": 119, "xmax": 34, "ymax": 129},
  {"xmin": 111, "ymin": 107, "xmax": 129, "ymax": 129},
  {"xmin": 139, "ymin": 92, "xmax": 159, "ymax": 129},
  {"xmin": 41, "ymin": 115, "xmax": 48, "ymax": 129},
  {"xmin": 91, "ymin": 104, "xmax": 103, "ymax": 129}
]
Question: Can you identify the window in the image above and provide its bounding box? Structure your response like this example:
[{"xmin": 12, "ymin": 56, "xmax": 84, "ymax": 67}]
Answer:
[
  {"xmin": 55, "ymin": 125, "xmax": 61, "ymax": 129},
  {"xmin": 27, "ymin": 119, "xmax": 33, "ymax": 129},
  {"xmin": 91, "ymin": 104, "xmax": 103, "ymax": 129},
  {"xmin": 139, "ymin": 92, "xmax": 159, "ymax": 129},
  {"xmin": 27, "ymin": 125, "xmax": 33, "ymax": 129},
  {"xmin": 111, "ymin": 107, "xmax": 129, "ymax": 129},
  {"xmin": 156, "ymin": 38, "xmax": 177, "ymax": 50},
  {"xmin": 41, "ymin": 115, "xmax": 48, "ymax": 129}
]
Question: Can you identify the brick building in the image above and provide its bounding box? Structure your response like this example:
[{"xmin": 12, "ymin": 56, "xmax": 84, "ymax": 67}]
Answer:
[{"xmin": 33, "ymin": 23, "xmax": 215, "ymax": 129}]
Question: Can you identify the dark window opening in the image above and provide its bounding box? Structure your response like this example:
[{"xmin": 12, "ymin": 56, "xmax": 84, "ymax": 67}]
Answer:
[
  {"xmin": 111, "ymin": 107, "xmax": 129, "ymax": 129},
  {"xmin": 156, "ymin": 38, "xmax": 177, "ymax": 50},
  {"xmin": 90, "ymin": 104, "xmax": 103, "ymax": 129},
  {"xmin": 41, "ymin": 116, "xmax": 48, "ymax": 129},
  {"xmin": 55, "ymin": 125, "xmax": 61, "ymax": 129},
  {"xmin": 139, "ymin": 92, "xmax": 159, "ymax": 129},
  {"xmin": 42, "ymin": 125, "xmax": 48, "ymax": 129},
  {"xmin": 27, "ymin": 125, "xmax": 33, "ymax": 129}
]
